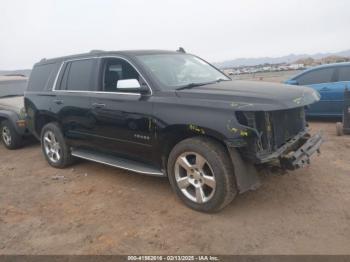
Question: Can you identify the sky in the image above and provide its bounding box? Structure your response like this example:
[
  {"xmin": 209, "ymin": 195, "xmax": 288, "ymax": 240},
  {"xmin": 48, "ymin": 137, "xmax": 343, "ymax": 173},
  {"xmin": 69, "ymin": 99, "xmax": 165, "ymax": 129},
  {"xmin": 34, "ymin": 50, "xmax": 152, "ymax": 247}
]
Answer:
[{"xmin": 1, "ymin": 0, "xmax": 350, "ymax": 69}]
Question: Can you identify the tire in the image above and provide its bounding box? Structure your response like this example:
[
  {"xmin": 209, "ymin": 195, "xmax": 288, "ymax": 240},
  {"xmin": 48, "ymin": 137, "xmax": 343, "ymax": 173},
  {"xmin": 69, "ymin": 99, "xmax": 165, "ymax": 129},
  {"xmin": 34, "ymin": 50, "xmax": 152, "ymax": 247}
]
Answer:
[
  {"xmin": 336, "ymin": 122, "xmax": 343, "ymax": 136},
  {"xmin": 40, "ymin": 122, "xmax": 74, "ymax": 168},
  {"xmin": 167, "ymin": 137, "xmax": 237, "ymax": 212},
  {"xmin": 1, "ymin": 120, "xmax": 22, "ymax": 150}
]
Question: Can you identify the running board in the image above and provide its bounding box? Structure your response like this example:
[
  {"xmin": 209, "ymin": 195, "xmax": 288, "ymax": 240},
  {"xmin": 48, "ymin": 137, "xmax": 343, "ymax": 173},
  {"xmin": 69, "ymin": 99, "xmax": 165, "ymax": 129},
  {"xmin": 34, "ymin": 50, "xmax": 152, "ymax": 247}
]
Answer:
[{"xmin": 71, "ymin": 148, "xmax": 164, "ymax": 176}]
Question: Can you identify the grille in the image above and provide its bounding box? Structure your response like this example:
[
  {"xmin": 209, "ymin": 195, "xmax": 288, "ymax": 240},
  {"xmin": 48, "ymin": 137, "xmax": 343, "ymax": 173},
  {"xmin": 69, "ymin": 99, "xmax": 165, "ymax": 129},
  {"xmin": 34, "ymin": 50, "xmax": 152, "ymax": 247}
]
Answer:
[
  {"xmin": 269, "ymin": 107, "xmax": 306, "ymax": 148},
  {"xmin": 238, "ymin": 107, "xmax": 306, "ymax": 152}
]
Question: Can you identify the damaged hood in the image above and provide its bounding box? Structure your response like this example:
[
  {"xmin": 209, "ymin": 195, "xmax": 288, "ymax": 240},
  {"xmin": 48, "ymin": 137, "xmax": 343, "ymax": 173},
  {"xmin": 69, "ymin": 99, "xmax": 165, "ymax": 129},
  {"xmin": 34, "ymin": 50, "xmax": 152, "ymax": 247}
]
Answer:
[{"xmin": 175, "ymin": 80, "xmax": 320, "ymax": 111}]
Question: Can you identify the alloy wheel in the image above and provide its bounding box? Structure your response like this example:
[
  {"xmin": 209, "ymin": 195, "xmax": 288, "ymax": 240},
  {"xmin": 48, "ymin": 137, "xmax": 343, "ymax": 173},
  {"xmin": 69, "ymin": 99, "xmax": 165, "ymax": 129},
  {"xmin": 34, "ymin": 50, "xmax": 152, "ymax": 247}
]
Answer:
[
  {"xmin": 43, "ymin": 131, "xmax": 61, "ymax": 163},
  {"xmin": 174, "ymin": 152, "xmax": 216, "ymax": 203},
  {"xmin": 2, "ymin": 126, "xmax": 12, "ymax": 146}
]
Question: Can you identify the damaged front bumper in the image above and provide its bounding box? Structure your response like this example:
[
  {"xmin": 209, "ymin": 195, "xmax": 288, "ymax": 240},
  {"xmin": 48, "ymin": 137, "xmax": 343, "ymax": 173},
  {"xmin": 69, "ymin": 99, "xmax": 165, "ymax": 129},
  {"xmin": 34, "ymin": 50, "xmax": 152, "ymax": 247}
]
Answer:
[{"xmin": 256, "ymin": 131, "xmax": 323, "ymax": 170}]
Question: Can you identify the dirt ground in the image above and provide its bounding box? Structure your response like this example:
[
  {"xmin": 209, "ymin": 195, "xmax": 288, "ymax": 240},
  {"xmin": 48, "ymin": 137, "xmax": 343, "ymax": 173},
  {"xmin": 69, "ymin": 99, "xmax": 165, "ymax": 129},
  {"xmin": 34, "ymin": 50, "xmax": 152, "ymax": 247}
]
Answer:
[
  {"xmin": 0, "ymin": 121, "xmax": 350, "ymax": 255},
  {"xmin": 231, "ymin": 70, "xmax": 302, "ymax": 83}
]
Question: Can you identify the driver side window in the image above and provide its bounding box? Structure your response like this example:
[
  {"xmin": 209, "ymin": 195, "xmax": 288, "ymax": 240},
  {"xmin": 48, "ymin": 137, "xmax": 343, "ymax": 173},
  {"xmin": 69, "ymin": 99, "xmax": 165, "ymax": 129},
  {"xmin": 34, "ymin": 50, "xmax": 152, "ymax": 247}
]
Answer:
[{"xmin": 102, "ymin": 58, "xmax": 142, "ymax": 92}]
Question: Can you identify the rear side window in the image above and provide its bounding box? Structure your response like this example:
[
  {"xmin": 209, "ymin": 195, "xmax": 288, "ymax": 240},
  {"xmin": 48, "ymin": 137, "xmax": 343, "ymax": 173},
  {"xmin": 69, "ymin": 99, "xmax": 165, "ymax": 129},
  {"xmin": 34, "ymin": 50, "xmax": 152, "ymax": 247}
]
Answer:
[
  {"xmin": 297, "ymin": 68, "xmax": 335, "ymax": 85},
  {"xmin": 338, "ymin": 66, "xmax": 350, "ymax": 81},
  {"xmin": 59, "ymin": 59, "xmax": 96, "ymax": 91},
  {"xmin": 27, "ymin": 63, "xmax": 59, "ymax": 91}
]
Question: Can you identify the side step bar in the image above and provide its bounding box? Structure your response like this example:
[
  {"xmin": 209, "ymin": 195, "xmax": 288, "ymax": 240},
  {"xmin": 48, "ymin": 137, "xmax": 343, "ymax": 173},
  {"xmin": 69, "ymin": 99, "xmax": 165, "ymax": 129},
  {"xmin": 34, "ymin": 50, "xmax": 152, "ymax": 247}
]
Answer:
[{"xmin": 71, "ymin": 148, "xmax": 165, "ymax": 177}]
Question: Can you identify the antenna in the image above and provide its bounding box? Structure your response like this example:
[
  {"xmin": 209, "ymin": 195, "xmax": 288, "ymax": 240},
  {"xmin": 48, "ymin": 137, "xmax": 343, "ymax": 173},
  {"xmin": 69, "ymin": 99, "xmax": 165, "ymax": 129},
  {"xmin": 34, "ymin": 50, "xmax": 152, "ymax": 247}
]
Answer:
[{"xmin": 177, "ymin": 47, "xmax": 186, "ymax": 53}]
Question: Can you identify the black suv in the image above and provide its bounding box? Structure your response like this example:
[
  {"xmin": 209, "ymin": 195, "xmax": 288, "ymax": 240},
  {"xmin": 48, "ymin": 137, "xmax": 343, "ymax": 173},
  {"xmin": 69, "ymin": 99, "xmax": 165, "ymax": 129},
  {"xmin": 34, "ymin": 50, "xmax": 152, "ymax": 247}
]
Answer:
[{"xmin": 25, "ymin": 50, "xmax": 323, "ymax": 212}]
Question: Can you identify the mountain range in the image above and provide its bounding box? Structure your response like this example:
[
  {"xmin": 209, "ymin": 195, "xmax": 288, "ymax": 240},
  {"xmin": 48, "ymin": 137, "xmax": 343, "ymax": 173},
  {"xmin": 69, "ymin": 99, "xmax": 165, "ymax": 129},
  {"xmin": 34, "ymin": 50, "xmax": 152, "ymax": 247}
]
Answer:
[
  {"xmin": 1, "ymin": 49, "xmax": 350, "ymax": 74},
  {"xmin": 214, "ymin": 49, "xmax": 350, "ymax": 69}
]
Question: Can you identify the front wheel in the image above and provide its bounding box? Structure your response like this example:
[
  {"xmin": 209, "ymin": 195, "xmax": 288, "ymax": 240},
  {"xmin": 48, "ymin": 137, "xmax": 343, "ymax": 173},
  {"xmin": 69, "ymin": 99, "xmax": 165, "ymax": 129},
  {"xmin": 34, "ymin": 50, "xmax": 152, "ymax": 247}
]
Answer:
[{"xmin": 167, "ymin": 137, "xmax": 237, "ymax": 212}]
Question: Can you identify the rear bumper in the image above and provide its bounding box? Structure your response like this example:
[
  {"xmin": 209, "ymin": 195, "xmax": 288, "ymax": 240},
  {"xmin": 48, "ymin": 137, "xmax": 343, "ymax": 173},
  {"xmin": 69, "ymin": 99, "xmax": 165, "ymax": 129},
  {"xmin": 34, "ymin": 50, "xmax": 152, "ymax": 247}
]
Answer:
[{"xmin": 255, "ymin": 131, "xmax": 323, "ymax": 170}]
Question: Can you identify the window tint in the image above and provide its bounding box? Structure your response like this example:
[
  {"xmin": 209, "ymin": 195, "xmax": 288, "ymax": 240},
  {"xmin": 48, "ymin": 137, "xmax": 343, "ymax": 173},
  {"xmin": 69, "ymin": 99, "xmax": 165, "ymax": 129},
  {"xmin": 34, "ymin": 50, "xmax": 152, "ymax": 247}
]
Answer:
[
  {"xmin": 102, "ymin": 58, "xmax": 141, "ymax": 92},
  {"xmin": 27, "ymin": 63, "xmax": 59, "ymax": 91},
  {"xmin": 297, "ymin": 68, "xmax": 335, "ymax": 85},
  {"xmin": 61, "ymin": 59, "xmax": 95, "ymax": 91},
  {"xmin": 338, "ymin": 66, "xmax": 350, "ymax": 81}
]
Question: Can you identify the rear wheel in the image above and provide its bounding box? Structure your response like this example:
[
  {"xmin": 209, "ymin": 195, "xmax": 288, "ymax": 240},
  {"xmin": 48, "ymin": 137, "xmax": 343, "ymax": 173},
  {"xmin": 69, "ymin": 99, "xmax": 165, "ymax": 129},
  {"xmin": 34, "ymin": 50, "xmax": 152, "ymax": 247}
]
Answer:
[
  {"xmin": 1, "ymin": 120, "xmax": 22, "ymax": 149},
  {"xmin": 41, "ymin": 122, "xmax": 74, "ymax": 168},
  {"xmin": 167, "ymin": 137, "xmax": 237, "ymax": 212}
]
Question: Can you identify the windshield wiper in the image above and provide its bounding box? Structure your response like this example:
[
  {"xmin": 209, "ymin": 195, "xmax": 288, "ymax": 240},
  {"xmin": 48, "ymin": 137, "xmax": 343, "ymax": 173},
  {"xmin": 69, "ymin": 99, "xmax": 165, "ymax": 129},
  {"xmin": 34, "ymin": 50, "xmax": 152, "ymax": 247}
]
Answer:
[
  {"xmin": 175, "ymin": 78, "xmax": 231, "ymax": 91},
  {"xmin": 175, "ymin": 82, "xmax": 214, "ymax": 90}
]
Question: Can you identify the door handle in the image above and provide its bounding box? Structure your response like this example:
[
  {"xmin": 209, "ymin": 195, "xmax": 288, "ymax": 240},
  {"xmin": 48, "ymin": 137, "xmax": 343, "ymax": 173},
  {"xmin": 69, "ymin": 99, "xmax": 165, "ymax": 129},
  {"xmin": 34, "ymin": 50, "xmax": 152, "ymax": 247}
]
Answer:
[
  {"xmin": 321, "ymin": 87, "xmax": 330, "ymax": 91},
  {"xmin": 53, "ymin": 99, "xmax": 63, "ymax": 105},
  {"xmin": 92, "ymin": 103, "xmax": 106, "ymax": 108}
]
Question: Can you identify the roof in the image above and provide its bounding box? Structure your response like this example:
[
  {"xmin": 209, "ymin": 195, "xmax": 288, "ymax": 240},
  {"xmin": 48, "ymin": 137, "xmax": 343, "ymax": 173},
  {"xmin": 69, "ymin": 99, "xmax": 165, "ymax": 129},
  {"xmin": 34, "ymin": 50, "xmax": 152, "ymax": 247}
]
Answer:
[
  {"xmin": 36, "ymin": 49, "xmax": 180, "ymax": 65},
  {"xmin": 288, "ymin": 61, "xmax": 350, "ymax": 81}
]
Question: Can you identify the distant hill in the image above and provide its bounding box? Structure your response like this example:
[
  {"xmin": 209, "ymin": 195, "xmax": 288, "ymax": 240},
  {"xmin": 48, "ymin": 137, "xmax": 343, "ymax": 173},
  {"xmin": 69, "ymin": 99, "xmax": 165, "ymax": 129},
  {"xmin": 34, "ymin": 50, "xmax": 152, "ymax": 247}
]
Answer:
[
  {"xmin": 215, "ymin": 50, "xmax": 350, "ymax": 68},
  {"xmin": 0, "ymin": 69, "xmax": 31, "ymax": 77}
]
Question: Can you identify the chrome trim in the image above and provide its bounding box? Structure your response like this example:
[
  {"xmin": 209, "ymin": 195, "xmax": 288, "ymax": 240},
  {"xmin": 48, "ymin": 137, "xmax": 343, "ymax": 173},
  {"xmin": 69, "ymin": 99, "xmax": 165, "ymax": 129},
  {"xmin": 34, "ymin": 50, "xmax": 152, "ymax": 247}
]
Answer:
[
  {"xmin": 71, "ymin": 151, "xmax": 164, "ymax": 176},
  {"xmin": 53, "ymin": 89, "xmax": 141, "ymax": 96},
  {"xmin": 52, "ymin": 61, "xmax": 64, "ymax": 92},
  {"xmin": 70, "ymin": 130, "xmax": 151, "ymax": 147},
  {"xmin": 52, "ymin": 55, "xmax": 153, "ymax": 95}
]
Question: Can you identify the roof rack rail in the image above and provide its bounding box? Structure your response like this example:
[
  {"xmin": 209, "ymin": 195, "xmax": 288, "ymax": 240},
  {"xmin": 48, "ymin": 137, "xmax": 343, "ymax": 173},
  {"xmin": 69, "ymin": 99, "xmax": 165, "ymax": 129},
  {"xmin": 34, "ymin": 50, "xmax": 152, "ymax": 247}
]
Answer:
[{"xmin": 40, "ymin": 58, "xmax": 47, "ymax": 62}]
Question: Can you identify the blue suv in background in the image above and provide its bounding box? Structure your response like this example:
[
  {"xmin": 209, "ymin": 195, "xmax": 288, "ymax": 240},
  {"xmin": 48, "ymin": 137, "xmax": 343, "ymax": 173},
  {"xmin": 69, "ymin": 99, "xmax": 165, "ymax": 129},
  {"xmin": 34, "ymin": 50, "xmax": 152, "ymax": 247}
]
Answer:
[{"xmin": 285, "ymin": 62, "xmax": 350, "ymax": 117}]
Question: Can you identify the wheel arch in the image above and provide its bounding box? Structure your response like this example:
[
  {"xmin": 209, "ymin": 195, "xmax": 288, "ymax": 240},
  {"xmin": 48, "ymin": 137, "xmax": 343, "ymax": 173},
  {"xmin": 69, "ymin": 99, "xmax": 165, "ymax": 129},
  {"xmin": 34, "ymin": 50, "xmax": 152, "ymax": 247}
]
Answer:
[
  {"xmin": 158, "ymin": 124, "xmax": 230, "ymax": 172},
  {"xmin": 0, "ymin": 110, "xmax": 23, "ymax": 135},
  {"xmin": 32, "ymin": 112, "xmax": 60, "ymax": 139}
]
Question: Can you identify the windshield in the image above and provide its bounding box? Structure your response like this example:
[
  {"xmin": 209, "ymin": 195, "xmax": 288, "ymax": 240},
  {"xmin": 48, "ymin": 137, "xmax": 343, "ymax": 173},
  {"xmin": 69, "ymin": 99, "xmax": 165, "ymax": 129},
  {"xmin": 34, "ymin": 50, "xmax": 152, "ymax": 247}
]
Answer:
[
  {"xmin": 0, "ymin": 78, "xmax": 27, "ymax": 98},
  {"xmin": 136, "ymin": 54, "xmax": 230, "ymax": 90}
]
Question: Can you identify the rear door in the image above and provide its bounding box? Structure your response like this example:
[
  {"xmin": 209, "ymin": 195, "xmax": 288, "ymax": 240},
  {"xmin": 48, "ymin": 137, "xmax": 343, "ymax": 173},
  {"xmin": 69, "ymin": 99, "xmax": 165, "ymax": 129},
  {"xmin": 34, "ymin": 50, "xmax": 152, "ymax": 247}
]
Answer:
[
  {"xmin": 53, "ymin": 58, "xmax": 98, "ymax": 148},
  {"xmin": 296, "ymin": 67, "xmax": 337, "ymax": 116}
]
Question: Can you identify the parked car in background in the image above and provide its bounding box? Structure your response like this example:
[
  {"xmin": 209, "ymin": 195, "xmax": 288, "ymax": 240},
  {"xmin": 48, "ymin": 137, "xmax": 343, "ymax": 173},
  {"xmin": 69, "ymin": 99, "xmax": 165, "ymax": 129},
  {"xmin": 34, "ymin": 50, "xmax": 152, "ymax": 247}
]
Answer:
[
  {"xmin": 285, "ymin": 62, "xmax": 350, "ymax": 117},
  {"xmin": 0, "ymin": 76, "xmax": 29, "ymax": 149}
]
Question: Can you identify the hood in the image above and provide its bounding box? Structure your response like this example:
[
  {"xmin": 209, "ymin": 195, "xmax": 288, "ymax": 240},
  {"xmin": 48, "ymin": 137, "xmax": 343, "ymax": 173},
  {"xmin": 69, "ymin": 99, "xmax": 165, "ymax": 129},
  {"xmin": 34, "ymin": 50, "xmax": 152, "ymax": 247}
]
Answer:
[
  {"xmin": 175, "ymin": 80, "xmax": 320, "ymax": 111},
  {"xmin": 0, "ymin": 96, "xmax": 24, "ymax": 113}
]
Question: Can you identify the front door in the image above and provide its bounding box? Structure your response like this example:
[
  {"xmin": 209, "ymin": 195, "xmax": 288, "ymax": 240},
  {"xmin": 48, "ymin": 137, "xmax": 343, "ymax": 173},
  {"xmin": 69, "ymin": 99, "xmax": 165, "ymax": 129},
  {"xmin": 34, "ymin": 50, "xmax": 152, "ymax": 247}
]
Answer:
[{"xmin": 89, "ymin": 57, "xmax": 155, "ymax": 164}]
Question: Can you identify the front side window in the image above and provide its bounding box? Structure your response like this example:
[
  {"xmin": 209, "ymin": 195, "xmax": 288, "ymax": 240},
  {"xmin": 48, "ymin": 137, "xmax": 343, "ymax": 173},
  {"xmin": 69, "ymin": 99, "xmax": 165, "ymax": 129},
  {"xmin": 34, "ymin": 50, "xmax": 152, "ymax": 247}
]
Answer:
[
  {"xmin": 59, "ymin": 59, "xmax": 96, "ymax": 91},
  {"xmin": 136, "ymin": 54, "xmax": 230, "ymax": 90},
  {"xmin": 296, "ymin": 68, "xmax": 335, "ymax": 85},
  {"xmin": 338, "ymin": 66, "xmax": 350, "ymax": 81},
  {"xmin": 102, "ymin": 58, "xmax": 142, "ymax": 92}
]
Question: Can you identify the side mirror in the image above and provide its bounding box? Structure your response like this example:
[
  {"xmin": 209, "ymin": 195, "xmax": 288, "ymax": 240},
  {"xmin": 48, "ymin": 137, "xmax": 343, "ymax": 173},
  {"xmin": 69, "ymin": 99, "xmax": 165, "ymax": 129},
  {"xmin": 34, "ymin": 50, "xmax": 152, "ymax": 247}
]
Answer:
[{"xmin": 116, "ymin": 79, "xmax": 149, "ymax": 94}]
